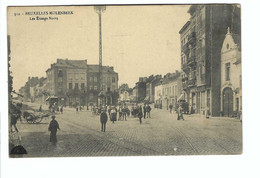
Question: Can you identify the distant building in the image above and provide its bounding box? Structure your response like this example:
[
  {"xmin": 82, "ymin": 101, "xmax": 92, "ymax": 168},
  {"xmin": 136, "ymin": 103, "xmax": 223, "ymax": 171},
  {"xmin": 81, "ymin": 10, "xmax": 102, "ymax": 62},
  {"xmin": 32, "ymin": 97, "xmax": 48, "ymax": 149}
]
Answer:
[
  {"xmin": 87, "ymin": 65, "xmax": 119, "ymax": 105},
  {"xmin": 46, "ymin": 59, "xmax": 88, "ymax": 106},
  {"xmin": 145, "ymin": 75, "xmax": 162, "ymax": 103},
  {"xmin": 131, "ymin": 86, "xmax": 137, "ymax": 102},
  {"xmin": 220, "ymin": 27, "xmax": 241, "ymax": 117},
  {"xmin": 135, "ymin": 77, "xmax": 147, "ymax": 102},
  {"xmin": 154, "ymin": 81, "xmax": 163, "ymax": 108},
  {"xmin": 45, "ymin": 59, "xmax": 118, "ymax": 106},
  {"xmin": 179, "ymin": 5, "xmax": 240, "ymax": 116},
  {"xmin": 154, "ymin": 72, "xmax": 182, "ymax": 109}
]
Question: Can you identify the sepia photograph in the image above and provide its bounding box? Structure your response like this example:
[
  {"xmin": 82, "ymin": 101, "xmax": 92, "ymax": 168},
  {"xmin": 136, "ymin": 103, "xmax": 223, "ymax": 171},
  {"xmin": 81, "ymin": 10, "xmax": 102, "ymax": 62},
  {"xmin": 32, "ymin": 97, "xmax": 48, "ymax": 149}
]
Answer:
[{"xmin": 7, "ymin": 4, "xmax": 242, "ymax": 158}]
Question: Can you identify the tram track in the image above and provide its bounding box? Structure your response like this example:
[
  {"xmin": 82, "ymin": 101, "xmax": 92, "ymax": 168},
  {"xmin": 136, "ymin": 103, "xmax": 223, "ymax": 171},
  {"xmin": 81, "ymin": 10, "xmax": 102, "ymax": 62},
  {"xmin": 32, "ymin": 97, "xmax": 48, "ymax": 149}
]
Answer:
[{"xmin": 60, "ymin": 118, "xmax": 163, "ymax": 156}]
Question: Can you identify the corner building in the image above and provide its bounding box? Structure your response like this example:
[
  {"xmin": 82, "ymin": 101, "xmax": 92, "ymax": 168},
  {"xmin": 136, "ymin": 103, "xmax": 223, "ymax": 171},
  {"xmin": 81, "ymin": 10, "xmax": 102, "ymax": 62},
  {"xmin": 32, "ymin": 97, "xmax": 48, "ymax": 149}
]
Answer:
[
  {"xmin": 46, "ymin": 59, "xmax": 118, "ymax": 107},
  {"xmin": 179, "ymin": 5, "xmax": 240, "ymax": 116}
]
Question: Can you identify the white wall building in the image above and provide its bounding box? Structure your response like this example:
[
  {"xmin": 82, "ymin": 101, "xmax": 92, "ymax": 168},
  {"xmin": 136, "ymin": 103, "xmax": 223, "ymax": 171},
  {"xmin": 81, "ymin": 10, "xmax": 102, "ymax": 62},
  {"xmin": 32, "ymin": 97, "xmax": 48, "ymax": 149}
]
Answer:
[{"xmin": 220, "ymin": 27, "xmax": 241, "ymax": 117}]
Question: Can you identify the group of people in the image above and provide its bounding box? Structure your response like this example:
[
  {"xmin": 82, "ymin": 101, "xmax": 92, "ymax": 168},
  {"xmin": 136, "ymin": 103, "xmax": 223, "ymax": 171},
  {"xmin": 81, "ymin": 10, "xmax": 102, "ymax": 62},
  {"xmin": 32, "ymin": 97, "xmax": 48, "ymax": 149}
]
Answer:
[
  {"xmin": 98, "ymin": 103, "xmax": 152, "ymax": 132},
  {"xmin": 169, "ymin": 103, "xmax": 184, "ymax": 120},
  {"xmin": 49, "ymin": 102, "xmax": 63, "ymax": 114}
]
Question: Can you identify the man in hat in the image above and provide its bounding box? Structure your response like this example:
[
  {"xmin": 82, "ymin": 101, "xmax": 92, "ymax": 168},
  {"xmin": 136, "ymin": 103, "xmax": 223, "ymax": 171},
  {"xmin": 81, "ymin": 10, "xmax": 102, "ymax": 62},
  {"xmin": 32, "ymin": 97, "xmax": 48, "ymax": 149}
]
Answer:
[
  {"xmin": 100, "ymin": 108, "xmax": 108, "ymax": 132},
  {"xmin": 48, "ymin": 115, "xmax": 60, "ymax": 146}
]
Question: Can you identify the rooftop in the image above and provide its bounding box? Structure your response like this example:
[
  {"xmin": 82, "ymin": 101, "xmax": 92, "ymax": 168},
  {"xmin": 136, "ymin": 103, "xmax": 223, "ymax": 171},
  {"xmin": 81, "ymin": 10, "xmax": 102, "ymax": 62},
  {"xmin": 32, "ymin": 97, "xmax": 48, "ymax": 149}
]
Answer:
[{"xmin": 87, "ymin": 65, "xmax": 117, "ymax": 74}]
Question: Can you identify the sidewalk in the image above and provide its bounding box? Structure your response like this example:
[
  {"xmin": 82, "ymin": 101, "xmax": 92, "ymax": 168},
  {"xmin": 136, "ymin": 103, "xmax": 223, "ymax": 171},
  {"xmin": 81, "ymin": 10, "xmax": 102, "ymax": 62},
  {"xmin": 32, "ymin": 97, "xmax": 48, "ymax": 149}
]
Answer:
[{"xmin": 153, "ymin": 107, "xmax": 240, "ymax": 122}]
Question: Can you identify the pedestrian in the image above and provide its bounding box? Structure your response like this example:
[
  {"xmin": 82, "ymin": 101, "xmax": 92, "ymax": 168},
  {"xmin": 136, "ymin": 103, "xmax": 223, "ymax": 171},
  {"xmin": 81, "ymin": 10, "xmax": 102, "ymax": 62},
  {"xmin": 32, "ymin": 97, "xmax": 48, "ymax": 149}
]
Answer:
[
  {"xmin": 177, "ymin": 104, "xmax": 184, "ymax": 120},
  {"xmin": 118, "ymin": 106, "xmax": 123, "ymax": 121},
  {"xmin": 146, "ymin": 104, "xmax": 151, "ymax": 118},
  {"xmin": 48, "ymin": 115, "xmax": 60, "ymax": 146},
  {"xmin": 138, "ymin": 106, "xmax": 143, "ymax": 124},
  {"xmin": 76, "ymin": 106, "xmax": 79, "ymax": 113},
  {"xmin": 143, "ymin": 104, "xmax": 147, "ymax": 119},
  {"xmin": 122, "ymin": 106, "xmax": 127, "ymax": 121},
  {"xmin": 110, "ymin": 106, "xmax": 117, "ymax": 123},
  {"xmin": 108, "ymin": 106, "xmax": 112, "ymax": 116},
  {"xmin": 52, "ymin": 105, "xmax": 56, "ymax": 114},
  {"xmin": 39, "ymin": 105, "xmax": 42, "ymax": 112},
  {"xmin": 169, "ymin": 103, "xmax": 173, "ymax": 113},
  {"xmin": 100, "ymin": 109, "xmax": 108, "ymax": 132},
  {"xmin": 60, "ymin": 105, "xmax": 63, "ymax": 114}
]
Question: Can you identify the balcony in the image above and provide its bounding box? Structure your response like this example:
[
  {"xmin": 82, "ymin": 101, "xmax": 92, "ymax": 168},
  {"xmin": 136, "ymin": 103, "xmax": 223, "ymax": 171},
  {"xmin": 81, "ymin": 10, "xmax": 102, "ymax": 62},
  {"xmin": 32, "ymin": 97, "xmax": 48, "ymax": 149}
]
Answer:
[
  {"xmin": 182, "ymin": 43, "xmax": 190, "ymax": 56},
  {"xmin": 188, "ymin": 32, "xmax": 196, "ymax": 47},
  {"xmin": 201, "ymin": 73, "xmax": 206, "ymax": 83},
  {"xmin": 187, "ymin": 78, "xmax": 196, "ymax": 87},
  {"xmin": 182, "ymin": 82, "xmax": 188, "ymax": 91},
  {"xmin": 187, "ymin": 56, "xmax": 196, "ymax": 67},
  {"xmin": 181, "ymin": 63, "xmax": 189, "ymax": 73}
]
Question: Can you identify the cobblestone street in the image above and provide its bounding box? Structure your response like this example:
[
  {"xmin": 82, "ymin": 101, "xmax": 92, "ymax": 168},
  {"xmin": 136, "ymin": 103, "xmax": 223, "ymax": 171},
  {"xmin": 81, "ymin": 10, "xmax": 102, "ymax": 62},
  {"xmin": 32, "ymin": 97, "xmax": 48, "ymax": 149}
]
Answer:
[{"xmin": 13, "ymin": 103, "xmax": 242, "ymax": 157}]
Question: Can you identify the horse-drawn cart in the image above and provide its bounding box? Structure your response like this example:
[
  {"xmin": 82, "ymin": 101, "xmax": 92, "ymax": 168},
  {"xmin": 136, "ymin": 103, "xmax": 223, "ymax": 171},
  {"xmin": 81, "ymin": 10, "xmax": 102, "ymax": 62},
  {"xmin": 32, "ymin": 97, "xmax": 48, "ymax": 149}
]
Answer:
[{"xmin": 23, "ymin": 110, "xmax": 51, "ymax": 124}]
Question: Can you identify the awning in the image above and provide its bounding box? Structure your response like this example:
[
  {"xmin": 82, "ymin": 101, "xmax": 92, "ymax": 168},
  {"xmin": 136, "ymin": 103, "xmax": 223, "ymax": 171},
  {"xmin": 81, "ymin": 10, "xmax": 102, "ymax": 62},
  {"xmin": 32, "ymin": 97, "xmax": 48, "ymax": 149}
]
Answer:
[
  {"xmin": 45, "ymin": 96, "xmax": 50, "ymax": 101},
  {"xmin": 177, "ymin": 93, "xmax": 185, "ymax": 101},
  {"xmin": 144, "ymin": 96, "xmax": 150, "ymax": 101},
  {"xmin": 98, "ymin": 91, "xmax": 106, "ymax": 97}
]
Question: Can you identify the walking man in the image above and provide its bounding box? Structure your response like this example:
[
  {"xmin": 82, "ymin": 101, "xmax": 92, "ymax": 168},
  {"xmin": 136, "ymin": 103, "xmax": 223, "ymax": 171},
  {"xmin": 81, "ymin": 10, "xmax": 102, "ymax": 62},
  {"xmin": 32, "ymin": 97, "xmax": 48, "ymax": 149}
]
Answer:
[
  {"xmin": 143, "ymin": 104, "xmax": 147, "ymax": 119},
  {"xmin": 48, "ymin": 115, "xmax": 60, "ymax": 146},
  {"xmin": 100, "ymin": 109, "xmax": 108, "ymax": 132},
  {"xmin": 169, "ymin": 103, "xmax": 173, "ymax": 113},
  {"xmin": 146, "ymin": 104, "xmax": 151, "ymax": 118},
  {"xmin": 138, "ymin": 106, "xmax": 143, "ymax": 124}
]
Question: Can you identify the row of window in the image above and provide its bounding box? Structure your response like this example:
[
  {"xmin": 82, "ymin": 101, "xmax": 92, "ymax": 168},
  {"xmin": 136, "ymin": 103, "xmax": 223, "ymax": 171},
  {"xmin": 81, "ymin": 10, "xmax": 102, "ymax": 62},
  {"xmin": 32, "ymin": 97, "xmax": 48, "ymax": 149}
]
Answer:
[
  {"xmin": 68, "ymin": 83, "xmax": 117, "ymax": 91},
  {"xmin": 89, "ymin": 76, "xmax": 116, "ymax": 83},
  {"xmin": 157, "ymin": 86, "xmax": 177, "ymax": 97},
  {"xmin": 68, "ymin": 73, "xmax": 85, "ymax": 80},
  {"xmin": 68, "ymin": 83, "xmax": 86, "ymax": 90}
]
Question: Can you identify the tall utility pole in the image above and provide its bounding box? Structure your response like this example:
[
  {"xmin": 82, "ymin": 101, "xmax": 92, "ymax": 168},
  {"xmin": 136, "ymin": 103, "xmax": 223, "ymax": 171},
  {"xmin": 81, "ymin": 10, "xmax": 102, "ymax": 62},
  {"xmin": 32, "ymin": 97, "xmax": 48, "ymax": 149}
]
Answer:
[{"xmin": 94, "ymin": 6, "xmax": 106, "ymax": 106}]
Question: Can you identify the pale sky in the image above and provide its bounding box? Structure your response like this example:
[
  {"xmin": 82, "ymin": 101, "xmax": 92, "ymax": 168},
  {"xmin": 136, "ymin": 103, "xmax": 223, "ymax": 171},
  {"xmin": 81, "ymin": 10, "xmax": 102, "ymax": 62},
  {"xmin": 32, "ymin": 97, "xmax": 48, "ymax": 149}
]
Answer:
[{"xmin": 8, "ymin": 5, "xmax": 190, "ymax": 92}]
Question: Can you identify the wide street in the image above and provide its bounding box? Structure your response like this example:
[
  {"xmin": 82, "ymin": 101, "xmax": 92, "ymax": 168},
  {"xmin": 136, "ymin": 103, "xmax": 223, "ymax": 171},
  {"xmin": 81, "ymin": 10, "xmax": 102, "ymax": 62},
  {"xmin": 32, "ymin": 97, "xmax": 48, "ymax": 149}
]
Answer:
[{"xmin": 13, "ymin": 103, "xmax": 242, "ymax": 157}]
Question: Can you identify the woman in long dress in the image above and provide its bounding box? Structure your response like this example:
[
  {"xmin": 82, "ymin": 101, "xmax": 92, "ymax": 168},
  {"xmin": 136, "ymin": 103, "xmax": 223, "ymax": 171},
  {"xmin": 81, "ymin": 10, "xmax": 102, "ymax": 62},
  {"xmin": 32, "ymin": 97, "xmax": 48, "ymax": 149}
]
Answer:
[
  {"xmin": 48, "ymin": 115, "xmax": 60, "ymax": 146},
  {"xmin": 110, "ymin": 107, "xmax": 117, "ymax": 123}
]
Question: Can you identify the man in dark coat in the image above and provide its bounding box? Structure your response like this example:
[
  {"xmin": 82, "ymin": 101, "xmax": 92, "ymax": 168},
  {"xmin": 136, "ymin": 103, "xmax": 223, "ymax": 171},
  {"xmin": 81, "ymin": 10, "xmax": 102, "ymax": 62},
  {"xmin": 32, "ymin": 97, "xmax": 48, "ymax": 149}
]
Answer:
[
  {"xmin": 138, "ymin": 106, "xmax": 143, "ymax": 124},
  {"xmin": 146, "ymin": 104, "xmax": 151, "ymax": 118},
  {"xmin": 48, "ymin": 115, "xmax": 60, "ymax": 146},
  {"xmin": 100, "ymin": 109, "xmax": 108, "ymax": 132},
  {"xmin": 143, "ymin": 104, "xmax": 146, "ymax": 119}
]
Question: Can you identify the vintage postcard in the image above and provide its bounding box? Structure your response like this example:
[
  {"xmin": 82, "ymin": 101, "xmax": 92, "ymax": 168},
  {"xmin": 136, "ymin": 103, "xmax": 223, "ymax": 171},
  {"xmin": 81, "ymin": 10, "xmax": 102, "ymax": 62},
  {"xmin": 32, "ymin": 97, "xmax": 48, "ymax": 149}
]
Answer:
[{"xmin": 7, "ymin": 5, "xmax": 242, "ymax": 158}]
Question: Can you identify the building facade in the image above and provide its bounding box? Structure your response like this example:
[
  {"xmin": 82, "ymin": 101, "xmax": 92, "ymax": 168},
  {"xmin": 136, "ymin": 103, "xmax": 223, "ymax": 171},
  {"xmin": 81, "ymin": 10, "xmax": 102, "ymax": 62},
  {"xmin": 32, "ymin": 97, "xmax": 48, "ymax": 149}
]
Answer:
[
  {"xmin": 87, "ymin": 65, "xmax": 119, "ymax": 106},
  {"xmin": 220, "ymin": 27, "xmax": 241, "ymax": 117},
  {"xmin": 154, "ymin": 72, "xmax": 182, "ymax": 109},
  {"xmin": 145, "ymin": 75, "xmax": 162, "ymax": 103},
  {"xmin": 179, "ymin": 5, "xmax": 241, "ymax": 116},
  {"xmin": 46, "ymin": 59, "xmax": 88, "ymax": 106},
  {"xmin": 45, "ymin": 59, "xmax": 118, "ymax": 107},
  {"xmin": 135, "ymin": 77, "xmax": 147, "ymax": 102}
]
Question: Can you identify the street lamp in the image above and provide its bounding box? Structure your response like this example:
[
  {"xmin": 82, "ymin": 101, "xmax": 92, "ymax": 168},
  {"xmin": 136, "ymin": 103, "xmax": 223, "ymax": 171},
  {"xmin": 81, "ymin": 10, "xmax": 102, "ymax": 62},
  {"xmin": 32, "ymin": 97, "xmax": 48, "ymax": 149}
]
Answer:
[{"xmin": 94, "ymin": 6, "xmax": 106, "ymax": 106}]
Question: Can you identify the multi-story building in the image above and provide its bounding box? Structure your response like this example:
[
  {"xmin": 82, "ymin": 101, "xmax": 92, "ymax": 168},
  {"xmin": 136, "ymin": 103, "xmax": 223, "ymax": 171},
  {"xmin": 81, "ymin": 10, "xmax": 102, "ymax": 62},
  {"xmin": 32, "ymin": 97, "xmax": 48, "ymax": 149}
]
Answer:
[
  {"xmin": 135, "ymin": 77, "xmax": 147, "ymax": 102},
  {"xmin": 220, "ymin": 27, "xmax": 241, "ymax": 117},
  {"xmin": 45, "ymin": 59, "xmax": 119, "ymax": 106},
  {"xmin": 131, "ymin": 86, "xmax": 137, "ymax": 102},
  {"xmin": 145, "ymin": 75, "xmax": 162, "ymax": 103},
  {"xmin": 87, "ymin": 65, "xmax": 119, "ymax": 105},
  {"xmin": 154, "ymin": 72, "xmax": 182, "ymax": 109},
  {"xmin": 161, "ymin": 72, "xmax": 182, "ymax": 109},
  {"xmin": 154, "ymin": 82, "xmax": 163, "ymax": 108},
  {"xmin": 46, "ymin": 59, "xmax": 88, "ymax": 106},
  {"xmin": 179, "ymin": 5, "xmax": 241, "ymax": 116}
]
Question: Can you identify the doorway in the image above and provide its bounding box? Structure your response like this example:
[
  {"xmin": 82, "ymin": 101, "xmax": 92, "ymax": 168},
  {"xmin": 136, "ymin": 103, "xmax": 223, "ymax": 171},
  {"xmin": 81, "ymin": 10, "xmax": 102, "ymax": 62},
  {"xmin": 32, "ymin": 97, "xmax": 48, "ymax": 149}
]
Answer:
[{"xmin": 223, "ymin": 87, "xmax": 233, "ymax": 117}]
